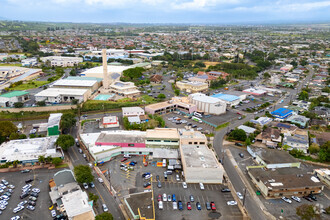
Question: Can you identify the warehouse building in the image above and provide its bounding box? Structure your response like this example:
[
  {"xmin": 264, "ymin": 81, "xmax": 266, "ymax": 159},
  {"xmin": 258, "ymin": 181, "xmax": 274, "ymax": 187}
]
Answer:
[
  {"xmin": 271, "ymin": 108, "xmax": 293, "ymax": 119},
  {"xmin": 40, "ymin": 56, "xmax": 83, "ymax": 67},
  {"xmin": 80, "ymin": 65, "xmax": 130, "ymax": 80},
  {"xmin": 0, "ymin": 136, "xmax": 63, "ymax": 165},
  {"xmin": 179, "ymin": 129, "xmax": 223, "ymax": 183},
  {"xmin": 52, "ymin": 79, "xmax": 99, "ymax": 93},
  {"xmin": 66, "ymin": 76, "xmax": 103, "ymax": 87},
  {"xmin": 211, "ymin": 93, "xmax": 241, "ymax": 106},
  {"xmin": 243, "ymin": 88, "xmax": 267, "ymax": 96},
  {"xmin": 188, "ymin": 93, "xmax": 226, "ymax": 115},
  {"xmin": 0, "ymin": 91, "xmax": 29, "ymax": 107},
  {"xmin": 35, "ymin": 88, "xmax": 89, "ymax": 104}
]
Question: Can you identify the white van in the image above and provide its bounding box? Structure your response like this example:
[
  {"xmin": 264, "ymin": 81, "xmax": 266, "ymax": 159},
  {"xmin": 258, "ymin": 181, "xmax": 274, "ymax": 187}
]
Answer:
[
  {"xmin": 194, "ymin": 112, "xmax": 202, "ymax": 118},
  {"xmin": 162, "ymin": 159, "xmax": 167, "ymax": 168},
  {"xmin": 199, "ymin": 183, "xmax": 205, "ymax": 190},
  {"xmin": 159, "ymin": 201, "xmax": 163, "ymax": 210},
  {"xmin": 123, "ymin": 154, "xmax": 131, "ymax": 158}
]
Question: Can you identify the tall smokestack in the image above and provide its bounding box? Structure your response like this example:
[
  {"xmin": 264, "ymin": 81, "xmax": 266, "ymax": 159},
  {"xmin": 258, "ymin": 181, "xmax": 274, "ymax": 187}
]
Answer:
[{"xmin": 102, "ymin": 49, "xmax": 109, "ymax": 89}]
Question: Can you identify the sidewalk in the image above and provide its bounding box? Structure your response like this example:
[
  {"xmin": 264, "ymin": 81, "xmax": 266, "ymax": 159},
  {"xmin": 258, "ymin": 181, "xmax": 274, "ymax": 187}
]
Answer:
[{"xmin": 226, "ymin": 149, "xmax": 276, "ymax": 220}]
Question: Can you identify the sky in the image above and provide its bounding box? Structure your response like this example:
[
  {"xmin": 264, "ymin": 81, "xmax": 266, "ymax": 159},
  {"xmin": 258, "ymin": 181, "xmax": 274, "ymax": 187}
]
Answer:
[{"xmin": 0, "ymin": 0, "xmax": 330, "ymax": 24}]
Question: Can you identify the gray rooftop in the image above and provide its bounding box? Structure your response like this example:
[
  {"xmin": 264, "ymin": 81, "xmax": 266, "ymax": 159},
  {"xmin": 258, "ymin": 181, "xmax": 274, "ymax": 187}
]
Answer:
[{"xmin": 54, "ymin": 169, "xmax": 76, "ymax": 186}]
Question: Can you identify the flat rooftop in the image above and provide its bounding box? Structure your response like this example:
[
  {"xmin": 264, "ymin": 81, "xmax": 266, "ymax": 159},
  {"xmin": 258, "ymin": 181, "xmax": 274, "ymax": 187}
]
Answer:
[
  {"xmin": 249, "ymin": 146, "xmax": 298, "ymax": 164},
  {"xmin": 190, "ymin": 93, "xmax": 223, "ymax": 104},
  {"xmin": 181, "ymin": 144, "xmax": 219, "ymax": 169},
  {"xmin": 95, "ymin": 130, "xmax": 146, "ymax": 144},
  {"xmin": 125, "ymin": 191, "xmax": 154, "ymax": 220},
  {"xmin": 81, "ymin": 65, "xmax": 131, "ymax": 75},
  {"xmin": 249, "ymin": 167, "xmax": 324, "ymax": 190},
  {"xmin": 53, "ymin": 79, "xmax": 97, "ymax": 87},
  {"xmin": 35, "ymin": 88, "xmax": 88, "ymax": 97},
  {"xmin": 179, "ymin": 129, "xmax": 206, "ymax": 140},
  {"xmin": 61, "ymin": 190, "xmax": 93, "ymax": 219},
  {"xmin": 211, "ymin": 93, "xmax": 240, "ymax": 102},
  {"xmin": 0, "ymin": 91, "xmax": 29, "ymax": 98},
  {"xmin": 146, "ymin": 128, "xmax": 179, "ymax": 139}
]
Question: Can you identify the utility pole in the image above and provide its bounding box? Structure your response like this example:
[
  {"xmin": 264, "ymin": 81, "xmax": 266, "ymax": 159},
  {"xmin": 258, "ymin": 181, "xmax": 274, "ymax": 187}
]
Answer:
[{"xmin": 242, "ymin": 188, "xmax": 247, "ymax": 207}]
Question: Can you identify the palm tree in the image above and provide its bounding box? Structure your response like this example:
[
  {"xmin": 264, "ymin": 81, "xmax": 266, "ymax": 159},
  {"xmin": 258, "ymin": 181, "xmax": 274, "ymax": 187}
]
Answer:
[
  {"xmin": 46, "ymin": 156, "xmax": 52, "ymax": 163},
  {"xmin": 38, "ymin": 155, "xmax": 45, "ymax": 164},
  {"xmin": 13, "ymin": 160, "xmax": 19, "ymax": 168}
]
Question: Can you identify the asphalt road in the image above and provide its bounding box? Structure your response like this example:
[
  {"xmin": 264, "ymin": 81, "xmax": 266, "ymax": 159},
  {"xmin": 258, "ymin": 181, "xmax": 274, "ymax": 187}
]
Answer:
[{"xmin": 212, "ymin": 67, "xmax": 315, "ymax": 219}]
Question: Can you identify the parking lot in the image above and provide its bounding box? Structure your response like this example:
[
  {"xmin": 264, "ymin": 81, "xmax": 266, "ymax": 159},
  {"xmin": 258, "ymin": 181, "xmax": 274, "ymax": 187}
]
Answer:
[
  {"xmin": 0, "ymin": 169, "xmax": 64, "ymax": 220},
  {"xmin": 103, "ymin": 155, "xmax": 242, "ymax": 219}
]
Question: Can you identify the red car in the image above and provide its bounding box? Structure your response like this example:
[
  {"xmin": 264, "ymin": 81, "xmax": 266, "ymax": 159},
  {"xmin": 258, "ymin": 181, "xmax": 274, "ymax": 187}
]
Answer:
[
  {"xmin": 237, "ymin": 112, "xmax": 241, "ymax": 115},
  {"xmin": 121, "ymin": 158, "xmax": 128, "ymax": 162},
  {"xmin": 210, "ymin": 202, "xmax": 216, "ymax": 210},
  {"xmin": 158, "ymin": 194, "xmax": 162, "ymax": 202},
  {"xmin": 187, "ymin": 202, "xmax": 192, "ymax": 210}
]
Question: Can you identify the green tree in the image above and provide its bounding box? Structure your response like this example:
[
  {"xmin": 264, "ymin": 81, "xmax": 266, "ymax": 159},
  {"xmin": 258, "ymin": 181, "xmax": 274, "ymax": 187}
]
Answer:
[
  {"xmin": 298, "ymin": 91, "xmax": 309, "ymax": 101},
  {"xmin": 38, "ymin": 155, "xmax": 45, "ymax": 163},
  {"xmin": 88, "ymin": 192, "xmax": 99, "ymax": 204},
  {"xmin": 296, "ymin": 204, "xmax": 320, "ymax": 220},
  {"xmin": 263, "ymin": 72, "xmax": 271, "ymax": 78},
  {"xmin": 60, "ymin": 113, "xmax": 77, "ymax": 133},
  {"xmin": 95, "ymin": 212, "xmax": 114, "ymax": 220},
  {"xmin": 74, "ymin": 165, "xmax": 94, "ymax": 184},
  {"xmin": 19, "ymin": 134, "xmax": 27, "ymax": 139},
  {"xmin": 308, "ymin": 143, "xmax": 320, "ymax": 154},
  {"xmin": 174, "ymin": 89, "xmax": 180, "ymax": 96},
  {"xmin": 229, "ymin": 129, "xmax": 247, "ymax": 142},
  {"xmin": 0, "ymin": 121, "xmax": 18, "ymax": 143},
  {"xmin": 51, "ymin": 157, "xmax": 63, "ymax": 166},
  {"xmin": 13, "ymin": 102, "xmax": 24, "ymax": 108},
  {"xmin": 283, "ymin": 144, "xmax": 290, "ymax": 151},
  {"xmin": 318, "ymin": 141, "xmax": 330, "ymax": 162},
  {"xmin": 245, "ymin": 137, "xmax": 251, "ymax": 146},
  {"xmin": 56, "ymin": 134, "xmax": 75, "ymax": 151},
  {"xmin": 157, "ymin": 93, "xmax": 166, "ymax": 99},
  {"xmin": 9, "ymin": 133, "xmax": 20, "ymax": 140},
  {"xmin": 71, "ymin": 99, "xmax": 79, "ymax": 105},
  {"xmin": 12, "ymin": 160, "xmax": 19, "ymax": 168},
  {"xmin": 289, "ymin": 148, "xmax": 304, "ymax": 158}
]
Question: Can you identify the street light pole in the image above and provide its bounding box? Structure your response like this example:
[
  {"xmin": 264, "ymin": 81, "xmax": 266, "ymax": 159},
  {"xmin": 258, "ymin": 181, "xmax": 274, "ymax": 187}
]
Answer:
[{"xmin": 242, "ymin": 188, "xmax": 247, "ymax": 207}]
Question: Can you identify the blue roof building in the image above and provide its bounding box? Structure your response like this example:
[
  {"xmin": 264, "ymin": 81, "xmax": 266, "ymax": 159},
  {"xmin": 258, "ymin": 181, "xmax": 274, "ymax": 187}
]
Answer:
[
  {"xmin": 211, "ymin": 93, "xmax": 240, "ymax": 106},
  {"xmin": 271, "ymin": 108, "xmax": 293, "ymax": 119}
]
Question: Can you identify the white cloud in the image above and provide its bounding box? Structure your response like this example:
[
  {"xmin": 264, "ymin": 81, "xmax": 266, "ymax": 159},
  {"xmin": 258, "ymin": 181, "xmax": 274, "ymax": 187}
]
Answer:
[{"xmin": 171, "ymin": 0, "xmax": 241, "ymax": 10}]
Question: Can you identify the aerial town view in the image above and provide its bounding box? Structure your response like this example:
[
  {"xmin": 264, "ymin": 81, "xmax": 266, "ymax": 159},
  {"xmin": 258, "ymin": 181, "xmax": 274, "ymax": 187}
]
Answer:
[{"xmin": 0, "ymin": 1, "xmax": 329, "ymax": 220}]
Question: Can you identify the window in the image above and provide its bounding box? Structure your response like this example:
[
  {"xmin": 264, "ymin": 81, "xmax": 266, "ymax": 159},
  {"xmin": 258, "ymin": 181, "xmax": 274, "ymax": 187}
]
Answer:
[
  {"xmin": 194, "ymin": 142, "xmax": 198, "ymax": 144},
  {"xmin": 164, "ymin": 140, "xmax": 171, "ymax": 142},
  {"xmin": 189, "ymin": 142, "xmax": 192, "ymax": 144},
  {"xmin": 200, "ymin": 142, "xmax": 205, "ymax": 145},
  {"xmin": 128, "ymin": 144, "xmax": 134, "ymax": 147}
]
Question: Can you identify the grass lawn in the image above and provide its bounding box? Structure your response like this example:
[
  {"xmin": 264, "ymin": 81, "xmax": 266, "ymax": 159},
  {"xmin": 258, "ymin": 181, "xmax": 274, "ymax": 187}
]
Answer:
[
  {"xmin": 55, "ymin": 163, "xmax": 69, "ymax": 168},
  {"xmin": 216, "ymin": 122, "xmax": 230, "ymax": 131},
  {"xmin": 8, "ymin": 80, "xmax": 48, "ymax": 90},
  {"xmin": 0, "ymin": 63, "xmax": 22, "ymax": 67}
]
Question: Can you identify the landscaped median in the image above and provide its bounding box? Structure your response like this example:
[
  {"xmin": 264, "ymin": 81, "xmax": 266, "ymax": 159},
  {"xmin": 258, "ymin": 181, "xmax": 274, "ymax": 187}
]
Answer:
[{"xmin": 216, "ymin": 122, "xmax": 230, "ymax": 131}]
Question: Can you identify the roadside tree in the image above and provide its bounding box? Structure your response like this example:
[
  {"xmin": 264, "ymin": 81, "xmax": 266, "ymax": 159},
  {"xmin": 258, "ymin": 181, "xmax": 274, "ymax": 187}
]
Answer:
[
  {"xmin": 74, "ymin": 165, "xmax": 94, "ymax": 184},
  {"xmin": 56, "ymin": 134, "xmax": 75, "ymax": 151}
]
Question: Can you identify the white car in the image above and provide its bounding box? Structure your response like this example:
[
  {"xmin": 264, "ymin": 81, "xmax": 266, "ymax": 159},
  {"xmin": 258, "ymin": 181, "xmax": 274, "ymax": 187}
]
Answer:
[
  {"xmin": 176, "ymin": 174, "xmax": 180, "ymax": 181},
  {"xmin": 102, "ymin": 204, "xmax": 108, "ymax": 212},
  {"xmin": 0, "ymin": 205, "xmax": 6, "ymax": 210},
  {"xmin": 98, "ymin": 178, "xmax": 104, "ymax": 183},
  {"xmin": 83, "ymin": 183, "xmax": 88, "ymax": 189},
  {"xmin": 182, "ymin": 182, "xmax": 187, "ymax": 189},
  {"xmin": 18, "ymin": 201, "xmax": 27, "ymax": 207},
  {"xmin": 199, "ymin": 183, "xmax": 204, "ymax": 190},
  {"xmin": 11, "ymin": 216, "xmax": 20, "ymax": 220},
  {"xmin": 291, "ymin": 196, "xmax": 301, "ymax": 203},
  {"xmin": 159, "ymin": 201, "xmax": 163, "ymax": 210},
  {"xmin": 282, "ymin": 197, "xmax": 292, "ymax": 204},
  {"xmin": 227, "ymin": 201, "xmax": 238, "ymax": 206},
  {"xmin": 163, "ymin": 193, "xmax": 167, "ymax": 202},
  {"xmin": 145, "ymin": 174, "xmax": 152, "ymax": 180},
  {"xmin": 13, "ymin": 206, "xmax": 24, "ymax": 213},
  {"xmin": 237, "ymin": 192, "xmax": 243, "ymax": 200},
  {"xmin": 51, "ymin": 210, "xmax": 56, "ymax": 217},
  {"xmin": 173, "ymin": 201, "xmax": 178, "ymax": 210},
  {"xmin": 32, "ymin": 188, "xmax": 40, "ymax": 193}
]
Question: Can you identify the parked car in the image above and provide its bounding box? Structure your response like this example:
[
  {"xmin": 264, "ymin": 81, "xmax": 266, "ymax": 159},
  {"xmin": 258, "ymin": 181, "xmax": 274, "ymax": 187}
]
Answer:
[
  {"xmin": 162, "ymin": 193, "xmax": 167, "ymax": 202},
  {"xmin": 158, "ymin": 201, "xmax": 163, "ymax": 210},
  {"xmin": 142, "ymin": 172, "xmax": 151, "ymax": 178},
  {"xmin": 291, "ymin": 196, "xmax": 301, "ymax": 203},
  {"xmin": 172, "ymin": 194, "xmax": 176, "ymax": 202},
  {"xmin": 13, "ymin": 206, "xmax": 24, "ymax": 213},
  {"xmin": 83, "ymin": 183, "xmax": 88, "ymax": 189},
  {"xmin": 18, "ymin": 201, "xmax": 27, "ymax": 207},
  {"xmin": 282, "ymin": 197, "xmax": 292, "ymax": 204},
  {"xmin": 97, "ymin": 178, "xmax": 103, "ymax": 183},
  {"xmin": 143, "ymin": 182, "xmax": 151, "ymax": 188},
  {"xmin": 190, "ymin": 195, "xmax": 194, "ymax": 202},
  {"xmin": 211, "ymin": 202, "xmax": 216, "ymax": 210},
  {"xmin": 221, "ymin": 188, "xmax": 231, "ymax": 192},
  {"xmin": 29, "ymin": 196, "xmax": 37, "ymax": 201},
  {"xmin": 172, "ymin": 201, "xmax": 177, "ymax": 210},
  {"xmin": 157, "ymin": 194, "xmax": 162, "ymax": 202},
  {"xmin": 28, "ymin": 201, "xmax": 36, "ymax": 206},
  {"xmin": 157, "ymin": 181, "xmax": 162, "ymax": 188},
  {"xmin": 26, "ymin": 205, "xmax": 35, "ymax": 211},
  {"xmin": 178, "ymin": 201, "xmax": 183, "ymax": 210},
  {"xmin": 205, "ymin": 202, "xmax": 211, "ymax": 210},
  {"xmin": 182, "ymin": 182, "xmax": 187, "ymax": 189},
  {"xmin": 121, "ymin": 158, "xmax": 128, "ymax": 162},
  {"xmin": 30, "ymin": 192, "xmax": 38, "ymax": 198},
  {"xmin": 20, "ymin": 193, "xmax": 29, "ymax": 199},
  {"xmin": 237, "ymin": 192, "xmax": 243, "ymax": 200},
  {"xmin": 196, "ymin": 202, "xmax": 201, "ymax": 210},
  {"xmin": 145, "ymin": 174, "xmax": 152, "ymax": 180},
  {"xmin": 168, "ymin": 194, "xmax": 172, "ymax": 202},
  {"xmin": 25, "ymin": 179, "xmax": 33, "ymax": 184},
  {"xmin": 239, "ymin": 153, "xmax": 244, "ymax": 158},
  {"xmin": 89, "ymin": 182, "xmax": 95, "ymax": 188},
  {"xmin": 176, "ymin": 174, "xmax": 180, "ymax": 181},
  {"xmin": 31, "ymin": 188, "xmax": 40, "ymax": 193},
  {"xmin": 308, "ymin": 194, "xmax": 317, "ymax": 201},
  {"xmin": 187, "ymin": 202, "xmax": 192, "ymax": 210},
  {"xmin": 199, "ymin": 183, "xmax": 204, "ymax": 190}
]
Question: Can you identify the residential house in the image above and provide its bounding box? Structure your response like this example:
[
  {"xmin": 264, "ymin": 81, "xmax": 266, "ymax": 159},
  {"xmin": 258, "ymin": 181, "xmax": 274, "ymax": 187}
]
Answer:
[
  {"xmin": 286, "ymin": 115, "xmax": 310, "ymax": 128},
  {"xmin": 255, "ymin": 127, "xmax": 282, "ymax": 148},
  {"xmin": 283, "ymin": 134, "xmax": 309, "ymax": 153}
]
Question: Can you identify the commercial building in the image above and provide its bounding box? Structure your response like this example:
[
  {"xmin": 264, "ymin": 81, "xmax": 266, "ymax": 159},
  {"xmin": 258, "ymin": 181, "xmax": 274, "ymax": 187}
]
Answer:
[
  {"xmin": 247, "ymin": 146, "xmax": 300, "ymax": 169},
  {"xmin": 21, "ymin": 58, "xmax": 37, "ymax": 67},
  {"xmin": 0, "ymin": 66, "xmax": 42, "ymax": 81},
  {"xmin": 52, "ymin": 79, "xmax": 99, "ymax": 93},
  {"xmin": 176, "ymin": 80, "xmax": 208, "ymax": 93},
  {"xmin": 80, "ymin": 65, "xmax": 130, "ymax": 80},
  {"xmin": 66, "ymin": 76, "xmax": 103, "ymax": 88},
  {"xmin": 41, "ymin": 56, "xmax": 83, "ymax": 67},
  {"xmin": 0, "ymin": 91, "xmax": 29, "ymax": 107},
  {"xmin": 49, "ymin": 170, "xmax": 95, "ymax": 220},
  {"xmin": 145, "ymin": 128, "xmax": 179, "ymax": 149},
  {"xmin": 207, "ymin": 71, "xmax": 229, "ymax": 79},
  {"xmin": 179, "ymin": 129, "xmax": 223, "ymax": 183},
  {"xmin": 35, "ymin": 88, "xmax": 89, "ymax": 104},
  {"xmin": 48, "ymin": 113, "xmax": 62, "ymax": 136},
  {"xmin": 247, "ymin": 167, "xmax": 324, "ymax": 199},
  {"xmin": 188, "ymin": 93, "xmax": 226, "ymax": 115},
  {"xmin": 271, "ymin": 108, "xmax": 293, "ymax": 119},
  {"xmin": 145, "ymin": 97, "xmax": 197, "ymax": 115},
  {"xmin": 211, "ymin": 93, "xmax": 241, "ymax": 106},
  {"xmin": 109, "ymin": 81, "xmax": 141, "ymax": 98},
  {"xmin": 100, "ymin": 116, "xmax": 119, "ymax": 128},
  {"xmin": 124, "ymin": 191, "xmax": 154, "ymax": 220},
  {"xmin": 242, "ymin": 88, "xmax": 267, "ymax": 96},
  {"xmin": 86, "ymin": 49, "xmax": 129, "ymax": 59},
  {"xmin": 95, "ymin": 130, "xmax": 146, "ymax": 148},
  {"xmin": 0, "ymin": 136, "xmax": 63, "ymax": 165},
  {"xmin": 313, "ymin": 169, "xmax": 330, "ymax": 188},
  {"xmin": 122, "ymin": 107, "xmax": 145, "ymax": 117},
  {"xmin": 237, "ymin": 125, "xmax": 256, "ymax": 134}
]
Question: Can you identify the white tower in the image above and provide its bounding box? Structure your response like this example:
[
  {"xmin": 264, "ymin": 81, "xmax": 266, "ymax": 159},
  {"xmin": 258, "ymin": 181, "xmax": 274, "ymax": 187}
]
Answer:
[{"xmin": 102, "ymin": 49, "xmax": 109, "ymax": 89}]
